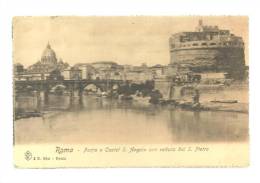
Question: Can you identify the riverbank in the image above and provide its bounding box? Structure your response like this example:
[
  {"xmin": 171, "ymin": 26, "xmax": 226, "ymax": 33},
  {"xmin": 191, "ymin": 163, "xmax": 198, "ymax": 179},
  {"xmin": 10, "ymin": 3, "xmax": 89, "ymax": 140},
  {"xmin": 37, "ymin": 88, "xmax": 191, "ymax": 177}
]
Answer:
[
  {"xmin": 15, "ymin": 111, "xmax": 42, "ymax": 120},
  {"xmin": 196, "ymin": 82, "xmax": 248, "ymax": 113},
  {"xmin": 155, "ymin": 99, "xmax": 248, "ymax": 113},
  {"xmin": 201, "ymin": 101, "xmax": 248, "ymax": 113},
  {"xmin": 14, "ymin": 81, "xmax": 249, "ymax": 121},
  {"xmin": 153, "ymin": 81, "xmax": 249, "ymax": 113}
]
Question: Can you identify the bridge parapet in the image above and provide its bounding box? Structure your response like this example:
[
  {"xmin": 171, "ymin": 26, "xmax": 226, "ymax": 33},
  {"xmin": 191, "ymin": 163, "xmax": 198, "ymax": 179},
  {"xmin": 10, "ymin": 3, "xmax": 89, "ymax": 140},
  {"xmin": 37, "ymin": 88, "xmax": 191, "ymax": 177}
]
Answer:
[{"xmin": 15, "ymin": 79, "xmax": 127, "ymax": 93}]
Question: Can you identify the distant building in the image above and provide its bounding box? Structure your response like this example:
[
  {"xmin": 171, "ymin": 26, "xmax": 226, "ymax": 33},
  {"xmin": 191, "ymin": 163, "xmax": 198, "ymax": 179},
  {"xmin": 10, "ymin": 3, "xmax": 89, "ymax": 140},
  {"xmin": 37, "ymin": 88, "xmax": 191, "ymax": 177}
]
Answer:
[
  {"xmin": 62, "ymin": 66, "xmax": 82, "ymax": 80},
  {"xmin": 74, "ymin": 63, "xmax": 96, "ymax": 80},
  {"xmin": 122, "ymin": 65, "xmax": 134, "ymax": 72},
  {"xmin": 91, "ymin": 61, "xmax": 118, "ymax": 71},
  {"xmin": 199, "ymin": 72, "xmax": 227, "ymax": 80},
  {"xmin": 123, "ymin": 64, "xmax": 153, "ymax": 83},
  {"xmin": 90, "ymin": 61, "xmax": 124, "ymax": 80},
  {"xmin": 150, "ymin": 64, "xmax": 167, "ymax": 79},
  {"xmin": 26, "ymin": 43, "xmax": 69, "ymax": 74},
  {"xmin": 14, "ymin": 63, "xmax": 24, "ymax": 74},
  {"xmin": 194, "ymin": 72, "xmax": 230, "ymax": 84},
  {"xmin": 14, "ymin": 72, "xmax": 49, "ymax": 81},
  {"xmin": 14, "ymin": 43, "xmax": 70, "ymax": 81},
  {"xmin": 13, "ymin": 63, "xmax": 47, "ymax": 81},
  {"xmin": 62, "ymin": 69, "xmax": 70, "ymax": 80}
]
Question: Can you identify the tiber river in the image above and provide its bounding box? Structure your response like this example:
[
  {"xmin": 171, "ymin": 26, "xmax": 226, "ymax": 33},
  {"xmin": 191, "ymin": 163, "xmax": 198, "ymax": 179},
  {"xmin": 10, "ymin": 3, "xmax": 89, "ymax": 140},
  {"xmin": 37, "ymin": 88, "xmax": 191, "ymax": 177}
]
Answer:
[{"xmin": 14, "ymin": 94, "xmax": 248, "ymax": 144}]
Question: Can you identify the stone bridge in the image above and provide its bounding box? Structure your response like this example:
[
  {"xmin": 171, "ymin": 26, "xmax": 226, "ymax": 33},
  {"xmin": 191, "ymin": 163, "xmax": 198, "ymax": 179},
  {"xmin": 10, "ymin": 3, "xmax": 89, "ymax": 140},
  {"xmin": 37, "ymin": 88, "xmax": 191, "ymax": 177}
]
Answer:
[
  {"xmin": 15, "ymin": 79, "xmax": 127, "ymax": 104},
  {"xmin": 154, "ymin": 79, "xmax": 199, "ymax": 100},
  {"xmin": 15, "ymin": 79, "xmax": 125, "ymax": 92}
]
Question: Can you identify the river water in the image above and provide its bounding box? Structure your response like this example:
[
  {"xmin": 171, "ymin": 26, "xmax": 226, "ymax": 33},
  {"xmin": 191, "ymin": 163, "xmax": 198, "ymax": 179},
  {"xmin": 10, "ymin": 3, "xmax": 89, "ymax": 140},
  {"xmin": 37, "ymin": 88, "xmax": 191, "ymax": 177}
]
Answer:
[{"xmin": 14, "ymin": 94, "xmax": 248, "ymax": 144}]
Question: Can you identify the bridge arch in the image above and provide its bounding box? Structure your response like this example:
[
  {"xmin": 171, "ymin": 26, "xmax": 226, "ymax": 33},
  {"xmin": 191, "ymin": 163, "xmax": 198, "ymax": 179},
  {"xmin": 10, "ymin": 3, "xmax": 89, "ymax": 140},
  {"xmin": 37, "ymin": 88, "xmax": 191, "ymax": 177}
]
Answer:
[
  {"xmin": 84, "ymin": 83, "xmax": 99, "ymax": 92},
  {"xmin": 112, "ymin": 83, "xmax": 120, "ymax": 90},
  {"xmin": 23, "ymin": 85, "xmax": 37, "ymax": 92},
  {"xmin": 50, "ymin": 84, "xmax": 67, "ymax": 95},
  {"xmin": 82, "ymin": 82, "xmax": 105, "ymax": 93}
]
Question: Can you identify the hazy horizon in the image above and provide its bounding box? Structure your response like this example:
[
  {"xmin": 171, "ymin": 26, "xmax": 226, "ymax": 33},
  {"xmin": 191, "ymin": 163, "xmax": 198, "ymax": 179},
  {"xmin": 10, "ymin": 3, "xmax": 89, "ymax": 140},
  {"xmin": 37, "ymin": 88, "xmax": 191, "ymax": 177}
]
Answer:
[{"xmin": 13, "ymin": 16, "xmax": 248, "ymax": 68}]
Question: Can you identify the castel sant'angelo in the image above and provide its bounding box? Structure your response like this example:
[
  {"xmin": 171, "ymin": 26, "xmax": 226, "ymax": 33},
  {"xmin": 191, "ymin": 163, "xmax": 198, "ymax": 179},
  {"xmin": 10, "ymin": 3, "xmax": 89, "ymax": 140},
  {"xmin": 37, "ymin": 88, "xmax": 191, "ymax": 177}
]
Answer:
[{"xmin": 169, "ymin": 20, "xmax": 246, "ymax": 79}]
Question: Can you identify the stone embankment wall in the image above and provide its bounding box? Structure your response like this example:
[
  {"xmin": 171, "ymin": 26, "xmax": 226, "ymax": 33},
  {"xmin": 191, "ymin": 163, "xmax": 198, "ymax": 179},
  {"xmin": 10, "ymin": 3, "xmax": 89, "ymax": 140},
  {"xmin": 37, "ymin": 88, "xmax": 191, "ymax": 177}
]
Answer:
[
  {"xmin": 154, "ymin": 79, "xmax": 248, "ymax": 104},
  {"xmin": 197, "ymin": 84, "xmax": 248, "ymax": 104}
]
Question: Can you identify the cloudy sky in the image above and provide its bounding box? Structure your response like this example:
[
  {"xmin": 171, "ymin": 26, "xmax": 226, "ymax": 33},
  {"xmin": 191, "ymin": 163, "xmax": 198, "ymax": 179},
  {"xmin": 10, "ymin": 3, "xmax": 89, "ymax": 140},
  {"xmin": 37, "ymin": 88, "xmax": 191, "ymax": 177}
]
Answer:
[{"xmin": 13, "ymin": 16, "xmax": 248, "ymax": 67}]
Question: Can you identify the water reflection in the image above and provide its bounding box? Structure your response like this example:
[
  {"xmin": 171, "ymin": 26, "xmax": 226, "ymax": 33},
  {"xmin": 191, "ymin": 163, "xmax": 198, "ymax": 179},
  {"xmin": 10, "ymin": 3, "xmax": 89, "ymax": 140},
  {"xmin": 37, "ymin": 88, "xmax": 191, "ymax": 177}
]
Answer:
[
  {"xmin": 14, "ymin": 94, "xmax": 248, "ymax": 144},
  {"xmin": 167, "ymin": 110, "xmax": 247, "ymax": 142}
]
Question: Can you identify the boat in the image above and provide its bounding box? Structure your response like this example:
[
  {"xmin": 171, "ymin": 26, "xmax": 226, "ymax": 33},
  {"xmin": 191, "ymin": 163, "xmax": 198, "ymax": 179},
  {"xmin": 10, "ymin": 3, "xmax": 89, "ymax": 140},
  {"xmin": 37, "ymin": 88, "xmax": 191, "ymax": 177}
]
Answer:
[
  {"xmin": 132, "ymin": 94, "xmax": 151, "ymax": 105},
  {"xmin": 210, "ymin": 100, "xmax": 238, "ymax": 104},
  {"xmin": 118, "ymin": 94, "xmax": 133, "ymax": 101},
  {"xmin": 101, "ymin": 92, "xmax": 108, "ymax": 97},
  {"xmin": 159, "ymin": 99, "xmax": 176, "ymax": 105}
]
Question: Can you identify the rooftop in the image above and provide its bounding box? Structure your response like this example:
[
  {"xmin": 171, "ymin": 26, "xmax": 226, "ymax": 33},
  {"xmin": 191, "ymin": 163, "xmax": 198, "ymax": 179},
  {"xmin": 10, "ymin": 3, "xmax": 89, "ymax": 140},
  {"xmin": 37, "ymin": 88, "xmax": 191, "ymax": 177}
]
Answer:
[{"xmin": 92, "ymin": 61, "xmax": 118, "ymax": 65}]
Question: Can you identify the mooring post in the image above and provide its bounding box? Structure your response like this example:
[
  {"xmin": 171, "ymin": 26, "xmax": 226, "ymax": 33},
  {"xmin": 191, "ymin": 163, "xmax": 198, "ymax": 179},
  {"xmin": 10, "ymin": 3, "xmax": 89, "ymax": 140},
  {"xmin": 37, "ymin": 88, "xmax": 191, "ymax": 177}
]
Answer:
[
  {"xmin": 69, "ymin": 84, "xmax": 74, "ymax": 107},
  {"xmin": 78, "ymin": 86, "xmax": 83, "ymax": 105},
  {"xmin": 36, "ymin": 90, "xmax": 41, "ymax": 110},
  {"xmin": 44, "ymin": 88, "xmax": 49, "ymax": 104}
]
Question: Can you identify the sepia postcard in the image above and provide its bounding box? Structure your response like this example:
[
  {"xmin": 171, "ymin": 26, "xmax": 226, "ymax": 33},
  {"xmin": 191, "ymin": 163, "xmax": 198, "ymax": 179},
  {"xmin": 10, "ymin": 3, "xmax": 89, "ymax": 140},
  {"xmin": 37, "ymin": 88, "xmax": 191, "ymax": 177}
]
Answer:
[{"xmin": 13, "ymin": 16, "xmax": 249, "ymax": 168}]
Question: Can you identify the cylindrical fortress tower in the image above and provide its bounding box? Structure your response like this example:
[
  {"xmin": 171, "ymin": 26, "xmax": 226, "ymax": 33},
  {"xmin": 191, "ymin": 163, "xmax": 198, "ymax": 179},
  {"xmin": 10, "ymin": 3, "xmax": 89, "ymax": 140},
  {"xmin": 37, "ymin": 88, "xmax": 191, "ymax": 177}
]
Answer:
[{"xmin": 169, "ymin": 20, "xmax": 245, "ymax": 79}]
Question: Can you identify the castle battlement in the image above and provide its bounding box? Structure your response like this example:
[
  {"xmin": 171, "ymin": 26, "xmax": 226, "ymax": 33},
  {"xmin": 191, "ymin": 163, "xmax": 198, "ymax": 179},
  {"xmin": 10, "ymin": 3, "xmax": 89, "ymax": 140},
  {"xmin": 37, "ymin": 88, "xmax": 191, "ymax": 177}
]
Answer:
[{"xmin": 169, "ymin": 20, "xmax": 246, "ymax": 79}]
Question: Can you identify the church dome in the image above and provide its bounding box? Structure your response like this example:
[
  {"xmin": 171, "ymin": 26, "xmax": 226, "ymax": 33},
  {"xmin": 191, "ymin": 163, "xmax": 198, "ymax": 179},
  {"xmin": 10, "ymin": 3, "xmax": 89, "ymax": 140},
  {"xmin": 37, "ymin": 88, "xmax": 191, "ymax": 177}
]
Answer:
[{"xmin": 41, "ymin": 43, "xmax": 57, "ymax": 64}]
